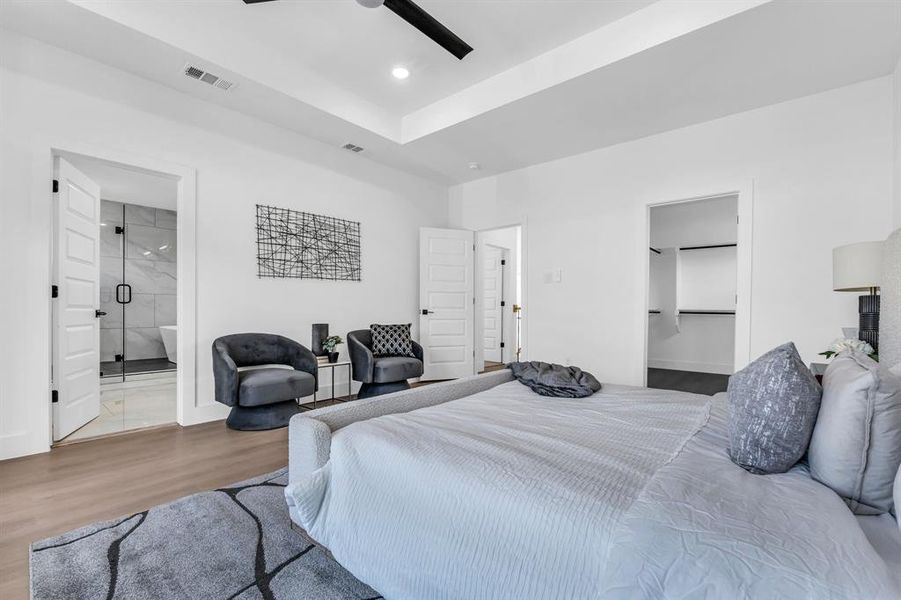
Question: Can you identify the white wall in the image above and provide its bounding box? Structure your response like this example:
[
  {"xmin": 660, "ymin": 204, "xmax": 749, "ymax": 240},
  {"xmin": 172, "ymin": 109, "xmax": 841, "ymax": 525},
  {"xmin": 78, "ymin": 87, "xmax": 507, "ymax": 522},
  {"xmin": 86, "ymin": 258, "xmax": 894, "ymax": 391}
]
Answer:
[
  {"xmin": 449, "ymin": 77, "xmax": 895, "ymax": 385},
  {"xmin": 0, "ymin": 32, "xmax": 447, "ymax": 460}
]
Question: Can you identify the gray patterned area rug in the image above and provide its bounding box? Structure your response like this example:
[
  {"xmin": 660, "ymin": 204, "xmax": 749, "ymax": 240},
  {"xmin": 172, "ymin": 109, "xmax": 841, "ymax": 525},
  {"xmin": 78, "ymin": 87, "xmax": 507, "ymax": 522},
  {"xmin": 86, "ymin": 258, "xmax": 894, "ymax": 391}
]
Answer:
[{"xmin": 30, "ymin": 469, "xmax": 381, "ymax": 600}]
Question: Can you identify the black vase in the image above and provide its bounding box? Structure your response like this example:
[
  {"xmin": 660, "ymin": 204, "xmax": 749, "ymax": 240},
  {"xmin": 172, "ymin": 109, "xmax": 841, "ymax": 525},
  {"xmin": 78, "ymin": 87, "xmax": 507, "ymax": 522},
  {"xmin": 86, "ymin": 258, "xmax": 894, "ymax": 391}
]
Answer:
[
  {"xmin": 327, "ymin": 352, "xmax": 339, "ymax": 363},
  {"xmin": 312, "ymin": 323, "xmax": 328, "ymax": 357}
]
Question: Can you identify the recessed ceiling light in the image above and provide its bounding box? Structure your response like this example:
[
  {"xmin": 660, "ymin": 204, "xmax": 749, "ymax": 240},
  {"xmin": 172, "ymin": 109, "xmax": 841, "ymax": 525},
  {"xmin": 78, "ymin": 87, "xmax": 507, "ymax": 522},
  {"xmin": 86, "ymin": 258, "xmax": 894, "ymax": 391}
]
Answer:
[{"xmin": 392, "ymin": 66, "xmax": 410, "ymax": 80}]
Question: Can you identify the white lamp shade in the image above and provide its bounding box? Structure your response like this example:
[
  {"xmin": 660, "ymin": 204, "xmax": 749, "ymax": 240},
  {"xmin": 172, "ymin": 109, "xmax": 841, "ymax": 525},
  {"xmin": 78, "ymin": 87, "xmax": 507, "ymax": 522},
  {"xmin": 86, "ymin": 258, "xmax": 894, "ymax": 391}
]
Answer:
[{"xmin": 832, "ymin": 241, "xmax": 884, "ymax": 291}]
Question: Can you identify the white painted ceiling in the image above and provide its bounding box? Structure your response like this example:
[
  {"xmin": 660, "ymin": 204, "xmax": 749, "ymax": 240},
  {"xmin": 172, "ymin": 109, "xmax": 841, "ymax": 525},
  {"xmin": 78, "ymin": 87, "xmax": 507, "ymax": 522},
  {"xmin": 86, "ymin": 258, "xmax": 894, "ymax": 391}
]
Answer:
[
  {"xmin": 3, "ymin": 0, "xmax": 901, "ymax": 184},
  {"xmin": 63, "ymin": 153, "xmax": 178, "ymax": 211},
  {"xmin": 71, "ymin": 0, "xmax": 656, "ymax": 116}
]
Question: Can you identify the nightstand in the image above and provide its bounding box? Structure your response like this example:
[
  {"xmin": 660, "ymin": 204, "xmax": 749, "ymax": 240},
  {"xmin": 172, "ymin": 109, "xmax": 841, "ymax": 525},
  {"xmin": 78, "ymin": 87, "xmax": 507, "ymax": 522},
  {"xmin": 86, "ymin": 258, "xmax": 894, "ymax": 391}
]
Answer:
[{"xmin": 809, "ymin": 362, "xmax": 828, "ymax": 384}]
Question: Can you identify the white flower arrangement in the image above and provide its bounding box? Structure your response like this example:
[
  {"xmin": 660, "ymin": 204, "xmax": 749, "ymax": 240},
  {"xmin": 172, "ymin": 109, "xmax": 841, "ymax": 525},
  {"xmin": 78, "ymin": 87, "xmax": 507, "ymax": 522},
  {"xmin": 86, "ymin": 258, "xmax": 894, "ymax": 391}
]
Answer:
[{"xmin": 819, "ymin": 337, "xmax": 877, "ymax": 360}]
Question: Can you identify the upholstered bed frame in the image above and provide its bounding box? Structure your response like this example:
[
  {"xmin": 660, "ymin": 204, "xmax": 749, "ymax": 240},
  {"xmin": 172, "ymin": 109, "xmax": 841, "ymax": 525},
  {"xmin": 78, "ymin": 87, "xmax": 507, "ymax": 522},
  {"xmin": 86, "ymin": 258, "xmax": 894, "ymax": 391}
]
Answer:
[
  {"xmin": 288, "ymin": 369, "xmax": 514, "ymax": 487},
  {"xmin": 288, "ymin": 228, "xmax": 901, "ymax": 542}
]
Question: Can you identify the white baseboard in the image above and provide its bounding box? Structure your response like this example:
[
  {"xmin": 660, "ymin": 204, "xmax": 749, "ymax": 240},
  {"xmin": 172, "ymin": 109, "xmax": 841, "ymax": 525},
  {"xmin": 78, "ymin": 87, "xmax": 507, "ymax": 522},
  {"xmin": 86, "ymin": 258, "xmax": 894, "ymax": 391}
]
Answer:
[
  {"xmin": 180, "ymin": 401, "xmax": 230, "ymax": 427},
  {"xmin": 647, "ymin": 358, "xmax": 733, "ymax": 375}
]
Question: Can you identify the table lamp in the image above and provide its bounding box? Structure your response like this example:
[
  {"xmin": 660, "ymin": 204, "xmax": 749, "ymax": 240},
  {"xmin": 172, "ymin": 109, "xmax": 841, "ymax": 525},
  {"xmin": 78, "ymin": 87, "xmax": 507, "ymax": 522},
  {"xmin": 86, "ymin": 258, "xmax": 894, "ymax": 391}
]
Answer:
[{"xmin": 833, "ymin": 241, "xmax": 884, "ymax": 351}]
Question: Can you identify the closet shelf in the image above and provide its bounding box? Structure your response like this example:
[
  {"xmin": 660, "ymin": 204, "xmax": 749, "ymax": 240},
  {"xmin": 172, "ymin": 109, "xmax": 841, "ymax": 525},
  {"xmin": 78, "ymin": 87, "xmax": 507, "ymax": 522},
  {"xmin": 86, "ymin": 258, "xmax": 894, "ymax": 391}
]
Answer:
[
  {"xmin": 678, "ymin": 243, "xmax": 737, "ymax": 251},
  {"xmin": 677, "ymin": 309, "xmax": 735, "ymax": 315}
]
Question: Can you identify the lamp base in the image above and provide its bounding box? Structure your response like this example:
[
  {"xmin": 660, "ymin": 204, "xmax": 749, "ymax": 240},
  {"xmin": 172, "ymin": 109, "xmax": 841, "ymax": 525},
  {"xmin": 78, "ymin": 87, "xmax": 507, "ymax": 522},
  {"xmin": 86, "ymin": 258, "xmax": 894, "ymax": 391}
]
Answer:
[{"xmin": 858, "ymin": 294, "xmax": 879, "ymax": 352}]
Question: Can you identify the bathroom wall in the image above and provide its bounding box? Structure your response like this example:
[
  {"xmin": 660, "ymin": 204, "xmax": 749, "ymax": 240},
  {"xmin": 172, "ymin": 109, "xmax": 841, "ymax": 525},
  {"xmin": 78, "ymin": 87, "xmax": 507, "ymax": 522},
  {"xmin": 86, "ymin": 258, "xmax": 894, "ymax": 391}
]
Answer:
[{"xmin": 99, "ymin": 200, "xmax": 177, "ymax": 362}]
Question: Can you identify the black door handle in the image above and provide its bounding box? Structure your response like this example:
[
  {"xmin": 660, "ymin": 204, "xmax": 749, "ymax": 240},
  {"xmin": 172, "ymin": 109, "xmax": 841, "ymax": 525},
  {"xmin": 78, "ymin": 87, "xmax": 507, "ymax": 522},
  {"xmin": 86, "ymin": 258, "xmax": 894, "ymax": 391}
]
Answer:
[
  {"xmin": 421, "ymin": 309, "xmax": 434, "ymax": 315},
  {"xmin": 116, "ymin": 283, "xmax": 132, "ymax": 304},
  {"xmin": 95, "ymin": 310, "xmax": 107, "ymax": 318}
]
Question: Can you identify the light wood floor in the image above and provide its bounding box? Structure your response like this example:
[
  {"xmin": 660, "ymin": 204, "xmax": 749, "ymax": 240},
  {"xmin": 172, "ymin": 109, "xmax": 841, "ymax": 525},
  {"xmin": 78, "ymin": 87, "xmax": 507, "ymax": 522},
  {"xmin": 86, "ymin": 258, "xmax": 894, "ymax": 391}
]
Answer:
[{"xmin": 0, "ymin": 421, "xmax": 289, "ymax": 600}]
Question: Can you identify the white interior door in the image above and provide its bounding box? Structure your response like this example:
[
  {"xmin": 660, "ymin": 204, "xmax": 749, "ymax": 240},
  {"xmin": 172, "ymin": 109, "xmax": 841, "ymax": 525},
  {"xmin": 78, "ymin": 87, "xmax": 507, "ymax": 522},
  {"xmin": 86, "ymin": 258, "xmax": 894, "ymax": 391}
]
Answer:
[
  {"xmin": 53, "ymin": 157, "xmax": 102, "ymax": 441},
  {"xmin": 482, "ymin": 246, "xmax": 503, "ymax": 363},
  {"xmin": 419, "ymin": 227, "xmax": 474, "ymax": 380}
]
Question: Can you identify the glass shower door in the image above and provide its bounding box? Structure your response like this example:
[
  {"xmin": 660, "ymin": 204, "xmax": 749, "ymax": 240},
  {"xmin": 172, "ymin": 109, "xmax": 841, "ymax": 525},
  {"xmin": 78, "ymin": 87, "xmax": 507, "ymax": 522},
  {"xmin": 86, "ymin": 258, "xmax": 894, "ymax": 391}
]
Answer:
[
  {"xmin": 99, "ymin": 201, "xmax": 126, "ymax": 380},
  {"xmin": 122, "ymin": 202, "xmax": 176, "ymax": 376}
]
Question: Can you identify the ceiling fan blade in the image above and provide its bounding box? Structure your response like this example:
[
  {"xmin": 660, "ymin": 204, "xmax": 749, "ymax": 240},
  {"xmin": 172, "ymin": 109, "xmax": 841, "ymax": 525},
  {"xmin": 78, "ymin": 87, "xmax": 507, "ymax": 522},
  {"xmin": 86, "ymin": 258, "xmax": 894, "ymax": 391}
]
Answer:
[{"xmin": 383, "ymin": 0, "xmax": 473, "ymax": 60}]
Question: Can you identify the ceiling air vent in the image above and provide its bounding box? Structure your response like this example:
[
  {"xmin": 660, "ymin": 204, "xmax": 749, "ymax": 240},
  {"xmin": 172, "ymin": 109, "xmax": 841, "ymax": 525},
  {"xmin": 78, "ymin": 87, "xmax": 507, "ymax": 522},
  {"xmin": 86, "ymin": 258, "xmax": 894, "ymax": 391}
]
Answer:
[
  {"xmin": 183, "ymin": 64, "xmax": 236, "ymax": 92},
  {"xmin": 342, "ymin": 143, "xmax": 364, "ymax": 153}
]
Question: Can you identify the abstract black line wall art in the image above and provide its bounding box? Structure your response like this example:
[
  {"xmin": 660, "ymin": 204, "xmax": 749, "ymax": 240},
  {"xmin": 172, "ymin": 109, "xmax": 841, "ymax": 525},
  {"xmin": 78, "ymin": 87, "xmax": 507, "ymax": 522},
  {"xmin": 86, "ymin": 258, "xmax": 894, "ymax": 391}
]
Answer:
[{"xmin": 256, "ymin": 205, "xmax": 361, "ymax": 281}]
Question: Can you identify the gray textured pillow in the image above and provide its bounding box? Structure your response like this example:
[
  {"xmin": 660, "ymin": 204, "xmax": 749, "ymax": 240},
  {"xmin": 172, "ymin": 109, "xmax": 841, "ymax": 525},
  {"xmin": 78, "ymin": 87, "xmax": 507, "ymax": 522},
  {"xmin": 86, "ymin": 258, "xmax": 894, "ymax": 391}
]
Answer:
[
  {"xmin": 808, "ymin": 351, "xmax": 901, "ymax": 515},
  {"xmin": 727, "ymin": 342, "xmax": 822, "ymax": 474}
]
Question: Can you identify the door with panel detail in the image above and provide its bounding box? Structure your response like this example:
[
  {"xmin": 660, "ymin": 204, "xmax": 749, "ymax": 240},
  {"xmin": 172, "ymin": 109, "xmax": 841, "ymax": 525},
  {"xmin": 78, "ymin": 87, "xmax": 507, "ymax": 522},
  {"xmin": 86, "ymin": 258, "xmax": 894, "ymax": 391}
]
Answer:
[
  {"xmin": 482, "ymin": 246, "xmax": 504, "ymax": 363},
  {"xmin": 53, "ymin": 157, "xmax": 102, "ymax": 441},
  {"xmin": 419, "ymin": 228, "xmax": 474, "ymax": 380}
]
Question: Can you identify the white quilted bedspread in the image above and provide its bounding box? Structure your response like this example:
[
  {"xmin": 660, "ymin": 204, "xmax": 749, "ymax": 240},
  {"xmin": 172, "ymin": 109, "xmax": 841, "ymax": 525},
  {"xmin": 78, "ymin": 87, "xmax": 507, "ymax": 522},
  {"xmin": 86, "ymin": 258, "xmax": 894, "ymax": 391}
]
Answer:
[{"xmin": 286, "ymin": 381, "xmax": 711, "ymax": 599}]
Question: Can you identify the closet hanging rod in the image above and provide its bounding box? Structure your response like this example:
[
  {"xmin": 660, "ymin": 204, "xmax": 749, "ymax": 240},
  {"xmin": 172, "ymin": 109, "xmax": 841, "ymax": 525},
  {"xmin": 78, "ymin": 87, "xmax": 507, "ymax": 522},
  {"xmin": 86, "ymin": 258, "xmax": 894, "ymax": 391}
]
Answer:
[{"xmin": 679, "ymin": 243, "xmax": 737, "ymax": 251}]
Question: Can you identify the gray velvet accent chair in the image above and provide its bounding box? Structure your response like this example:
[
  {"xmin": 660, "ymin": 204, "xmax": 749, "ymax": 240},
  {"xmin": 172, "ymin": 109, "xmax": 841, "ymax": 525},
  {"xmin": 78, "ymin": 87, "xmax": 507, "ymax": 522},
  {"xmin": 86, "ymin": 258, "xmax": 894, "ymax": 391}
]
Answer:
[
  {"xmin": 347, "ymin": 329, "xmax": 424, "ymax": 398},
  {"xmin": 212, "ymin": 333, "xmax": 317, "ymax": 430}
]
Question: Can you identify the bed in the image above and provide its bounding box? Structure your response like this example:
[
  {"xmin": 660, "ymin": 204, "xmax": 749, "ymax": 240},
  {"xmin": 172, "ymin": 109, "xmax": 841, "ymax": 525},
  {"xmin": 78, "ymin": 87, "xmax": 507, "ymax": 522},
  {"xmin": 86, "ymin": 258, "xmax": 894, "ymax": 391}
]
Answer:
[{"xmin": 285, "ymin": 229, "xmax": 901, "ymax": 599}]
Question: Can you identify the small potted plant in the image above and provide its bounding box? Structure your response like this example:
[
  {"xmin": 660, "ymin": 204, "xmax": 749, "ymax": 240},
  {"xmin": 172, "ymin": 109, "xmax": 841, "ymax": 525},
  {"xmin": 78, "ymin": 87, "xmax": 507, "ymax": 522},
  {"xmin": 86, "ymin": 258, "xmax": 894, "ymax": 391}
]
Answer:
[{"xmin": 323, "ymin": 335, "xmax": 343, "ymax": 363}]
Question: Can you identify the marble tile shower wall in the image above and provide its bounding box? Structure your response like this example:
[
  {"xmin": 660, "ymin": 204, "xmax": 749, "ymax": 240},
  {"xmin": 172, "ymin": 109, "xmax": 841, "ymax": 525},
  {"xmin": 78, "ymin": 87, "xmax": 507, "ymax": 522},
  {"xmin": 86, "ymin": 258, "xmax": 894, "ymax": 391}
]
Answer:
[{"xmin": 99, "ymin": 200, "xmax": 177, "ymax": 362}]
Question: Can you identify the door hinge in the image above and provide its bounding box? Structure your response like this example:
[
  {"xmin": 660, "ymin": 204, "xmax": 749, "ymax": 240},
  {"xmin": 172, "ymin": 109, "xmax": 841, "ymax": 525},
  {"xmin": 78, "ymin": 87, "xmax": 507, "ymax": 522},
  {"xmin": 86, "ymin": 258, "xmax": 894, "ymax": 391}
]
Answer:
[
  {"xmin": 115, "ymin": 354, "xmax": 124, "ymax": 362},
  {"xmin": 52, "ymin": 179, "xmax": 59, "ymax": 194},
  {"xmin": 115, "ymin": 226, "xmax": 125, "ymax": 235},
  {"xmin": 51, "ymin": 285, "xmax": 59, "ymax": 298},
  {"xmin": 500, "ymin": 300, "xmax": 506, "ymax": 307},
  {"xmin": 501, "ymin": 259, "xmax": 506, "ymax": 266},
  {"xmin": 51, "ymin": 390, "xmax": 58, "ymax": 403},
  {"xmin": 500, "ymin": 342, "xmax": 505, "ymax": 348}
]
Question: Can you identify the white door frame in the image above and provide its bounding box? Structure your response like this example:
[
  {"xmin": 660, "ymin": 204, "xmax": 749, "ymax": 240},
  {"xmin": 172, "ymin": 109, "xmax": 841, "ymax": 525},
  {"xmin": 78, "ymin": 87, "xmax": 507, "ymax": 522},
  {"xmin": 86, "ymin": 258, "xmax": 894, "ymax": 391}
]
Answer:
[
  {"xmin": 642, "ymin": 181, "xmax": 754, "ymax": 385},
  {"xmin": 473, "ymin": 224, "xmax": 525, "ymax": 373},
  {"xmin": 35, "ymin": 137, "xmax": 203, "ymax": 452}
]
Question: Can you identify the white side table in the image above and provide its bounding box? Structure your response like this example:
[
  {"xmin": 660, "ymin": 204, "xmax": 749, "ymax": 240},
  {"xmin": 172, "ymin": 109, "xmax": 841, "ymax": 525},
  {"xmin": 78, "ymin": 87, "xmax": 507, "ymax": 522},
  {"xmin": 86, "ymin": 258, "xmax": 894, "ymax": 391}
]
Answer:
[{"xmin": 310, "ymin": 360, "xmax": 353, "ymax": 408}]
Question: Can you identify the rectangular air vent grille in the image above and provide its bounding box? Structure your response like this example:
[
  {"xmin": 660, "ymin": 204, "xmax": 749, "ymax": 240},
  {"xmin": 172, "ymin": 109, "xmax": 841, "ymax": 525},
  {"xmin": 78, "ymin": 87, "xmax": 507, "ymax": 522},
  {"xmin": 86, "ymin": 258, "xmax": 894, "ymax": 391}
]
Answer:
[
  {"xmin": 184, "ymin": 64, "xmax": 235, "ymax": 92},
  {"xmin": 342, "ymin": 143, "xmax": 364, "ymax": 153}
]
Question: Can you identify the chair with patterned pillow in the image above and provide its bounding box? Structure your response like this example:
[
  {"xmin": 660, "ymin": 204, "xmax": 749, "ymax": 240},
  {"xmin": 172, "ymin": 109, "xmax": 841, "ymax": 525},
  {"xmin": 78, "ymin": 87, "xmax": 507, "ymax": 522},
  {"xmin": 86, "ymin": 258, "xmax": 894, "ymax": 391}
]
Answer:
[{"xmin": 347, "ymin": 324, "xmax": 424, "ymax": 398}]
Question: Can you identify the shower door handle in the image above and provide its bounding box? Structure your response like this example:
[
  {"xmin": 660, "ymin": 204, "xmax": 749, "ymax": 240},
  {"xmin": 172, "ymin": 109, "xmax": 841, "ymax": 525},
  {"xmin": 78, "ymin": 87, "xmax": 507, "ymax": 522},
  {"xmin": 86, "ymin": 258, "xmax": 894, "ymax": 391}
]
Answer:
[{"xmin": 116, "ymin": 283, "xmax": 133, "ymax": 304}]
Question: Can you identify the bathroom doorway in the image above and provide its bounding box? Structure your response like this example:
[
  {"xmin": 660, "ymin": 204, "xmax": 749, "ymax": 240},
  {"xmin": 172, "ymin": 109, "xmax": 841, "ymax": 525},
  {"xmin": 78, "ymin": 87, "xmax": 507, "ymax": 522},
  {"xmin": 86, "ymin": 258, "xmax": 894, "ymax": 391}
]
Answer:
[{"xmin": 52, "ymin": 153, "xmax": 178, "ymax": 443}]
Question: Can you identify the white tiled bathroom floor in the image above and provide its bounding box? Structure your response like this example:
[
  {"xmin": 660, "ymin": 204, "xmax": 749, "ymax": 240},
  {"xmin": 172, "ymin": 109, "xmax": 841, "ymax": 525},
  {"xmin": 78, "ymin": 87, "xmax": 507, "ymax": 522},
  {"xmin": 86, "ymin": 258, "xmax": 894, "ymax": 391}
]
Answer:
[{"xmin": 63, "ymin": 372, "xmax": 177, "ymax": 442}]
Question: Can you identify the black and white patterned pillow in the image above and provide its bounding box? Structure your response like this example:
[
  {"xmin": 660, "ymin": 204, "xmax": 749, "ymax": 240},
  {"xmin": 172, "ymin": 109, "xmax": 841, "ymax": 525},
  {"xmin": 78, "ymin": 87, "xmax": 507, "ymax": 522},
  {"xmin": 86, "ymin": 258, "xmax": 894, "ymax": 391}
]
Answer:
[{"xmin": 370, "ymin": 323, "xmax": 415, "ymax": 358}]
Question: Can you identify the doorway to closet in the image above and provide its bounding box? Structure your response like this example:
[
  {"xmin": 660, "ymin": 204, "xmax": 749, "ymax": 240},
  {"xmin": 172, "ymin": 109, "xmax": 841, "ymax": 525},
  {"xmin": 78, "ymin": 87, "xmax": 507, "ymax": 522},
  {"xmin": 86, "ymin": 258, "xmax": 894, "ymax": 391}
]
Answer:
[
  {"xmin": 476, "ymin": 226, "xmax": 522, "ymax": 373},
  {"xmin": 52, "ymin": 153, "xmax": 178, "ymax": 443},
  {"xmin": 646, "ymin": 195, "xmax": 738, "ymax": 395}
]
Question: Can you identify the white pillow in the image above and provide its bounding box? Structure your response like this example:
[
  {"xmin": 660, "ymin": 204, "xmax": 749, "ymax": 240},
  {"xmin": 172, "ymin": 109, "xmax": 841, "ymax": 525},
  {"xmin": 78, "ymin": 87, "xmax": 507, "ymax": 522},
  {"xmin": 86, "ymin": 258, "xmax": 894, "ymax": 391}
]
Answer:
[
  {"xmin": 896, "ymin": 464, "xmax": 901, "ymax": 530},
  {"xmin": 808, "ymin": 351, "xmax": 901, "ymax": 515},
  {"xmin": 891, "ymin": 363, "xmax": 901, "ymax": 530}
]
